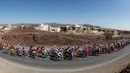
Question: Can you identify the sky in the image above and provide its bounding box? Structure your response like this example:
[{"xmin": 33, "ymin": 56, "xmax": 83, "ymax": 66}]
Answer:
[{"xmin": 0, "ymin": 0, "xmax": 130, "ymax": 30}]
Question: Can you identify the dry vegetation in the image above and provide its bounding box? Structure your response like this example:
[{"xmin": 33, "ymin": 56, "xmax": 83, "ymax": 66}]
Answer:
[{"xmin": 1, "ymin": 28, "xmax": 127, "ymax": 46}]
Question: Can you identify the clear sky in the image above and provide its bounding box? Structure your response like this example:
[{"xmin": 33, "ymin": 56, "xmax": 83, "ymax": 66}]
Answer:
[{"xmin": 0, "ymin": 0, "xmax": 130, "ymax": 30}]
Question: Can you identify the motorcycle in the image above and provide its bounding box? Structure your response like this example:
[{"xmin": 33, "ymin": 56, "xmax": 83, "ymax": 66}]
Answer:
[
  {"xmin": 76, "ymin": 50, "xmax": 86, "ymax": 58},
  {"xmin": 63, "ymin": 51, "xmax": 73, "ymax": 60}
]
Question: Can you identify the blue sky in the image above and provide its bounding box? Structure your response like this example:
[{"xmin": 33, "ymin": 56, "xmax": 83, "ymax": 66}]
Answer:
[{"xmin": 0, "ymin": 0, "xmax": 130, "ymax": 30}]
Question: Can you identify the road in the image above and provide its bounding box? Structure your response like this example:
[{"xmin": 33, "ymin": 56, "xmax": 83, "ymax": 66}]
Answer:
[{"xmin": 0, "ymin": 45, "xmax": 130, "ymax": 71}]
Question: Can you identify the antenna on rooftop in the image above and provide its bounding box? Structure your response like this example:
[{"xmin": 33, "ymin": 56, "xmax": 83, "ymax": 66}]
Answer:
[{"xmin": 70, "ymin": 20, "xmax": 71, "ymax": 25}]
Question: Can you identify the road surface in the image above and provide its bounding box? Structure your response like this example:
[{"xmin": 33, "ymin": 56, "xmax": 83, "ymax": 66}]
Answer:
[{"xmin": 0, "ymin": 45, "xmax": 130, "ymax": 71}]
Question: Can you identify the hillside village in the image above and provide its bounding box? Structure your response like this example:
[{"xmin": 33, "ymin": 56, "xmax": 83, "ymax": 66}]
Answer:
[
  {"xmin": 0, "ymin": 23, "xmax": 130, "ymax": 46},
  {"xmin": 0, "ymin": 23, "xmax": 121, "ymax": 36}
]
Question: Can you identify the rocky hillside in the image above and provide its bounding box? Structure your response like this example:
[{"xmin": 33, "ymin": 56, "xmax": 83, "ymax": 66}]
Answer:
[{"xmin": 2, "ymin": 28, "xmax": 123, "ymax": 46}]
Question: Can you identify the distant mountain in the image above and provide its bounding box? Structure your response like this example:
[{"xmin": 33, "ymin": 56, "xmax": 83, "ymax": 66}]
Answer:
[
  {"xmin": 44, "ymin": 23, "xmax": 74, "ymax": 27},
  {"xmin": 83, "ymin": 24, "xmax": 94, "ymax": 27},
  {"xmin": 83, "ymin": 24, "xmax": 100, "ymax": 28}
]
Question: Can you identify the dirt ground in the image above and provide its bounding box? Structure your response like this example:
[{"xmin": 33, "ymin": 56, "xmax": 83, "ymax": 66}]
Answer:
[
  {"xmin": 120, "ymin": 65, "xmax": 130, "ymax": 73},
  {"xmin": 1, "ymin": 28, "xmax": 125, "ymax": 46}
]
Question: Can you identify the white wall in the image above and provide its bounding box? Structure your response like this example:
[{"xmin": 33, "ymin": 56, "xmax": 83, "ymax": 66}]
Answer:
[{"xmin": 50, "ymin": 27, "xmax": 61, "ymax": 32}]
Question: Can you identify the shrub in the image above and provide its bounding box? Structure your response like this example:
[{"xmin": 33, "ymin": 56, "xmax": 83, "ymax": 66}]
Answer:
[
  {"xmin": 72, "ymin": 26, "xmax": 76, "ymax": 30},
  {"xmin": 120, "ymin": 37, "xmax": 123, "ymax": 39},
  {"xmin": 104, "ymin": 32, "xmax": 114, "ymax": 40},
  {"xmin": 97, "ymin": 37, "xmax": 100, "ymax": 39},
  {"xmin": 60, "ymin": 27, "xmax": 67, "ymax": 32}
]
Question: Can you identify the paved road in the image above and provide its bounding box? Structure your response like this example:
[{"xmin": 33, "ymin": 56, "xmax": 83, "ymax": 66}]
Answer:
[{"xmin": 0, "ymin": 45, "xmax": 130, "ymax": 70}]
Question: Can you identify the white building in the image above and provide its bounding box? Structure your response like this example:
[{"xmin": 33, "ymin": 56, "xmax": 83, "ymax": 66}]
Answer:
[
  {"xmin": 35, "ymin": 24, "xmax": 61, "ymax": 32},
  {"xmin": 4, "ymin": 24, "xmax": 12, "ymax": 31},
  {"xmin": 34, "ymin": 24, "xmax": 50, "ymax": 31},
  {"xmin": 74, "ymin": 24, "xmax": 83, "ymax": 28},
  {"xmin": 12, "ymin": 26, "xmax": 18, "ymax": 29},
  {"xmin": 0, "ymin": 26, "xmax": 4, "ymax": 29}
]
